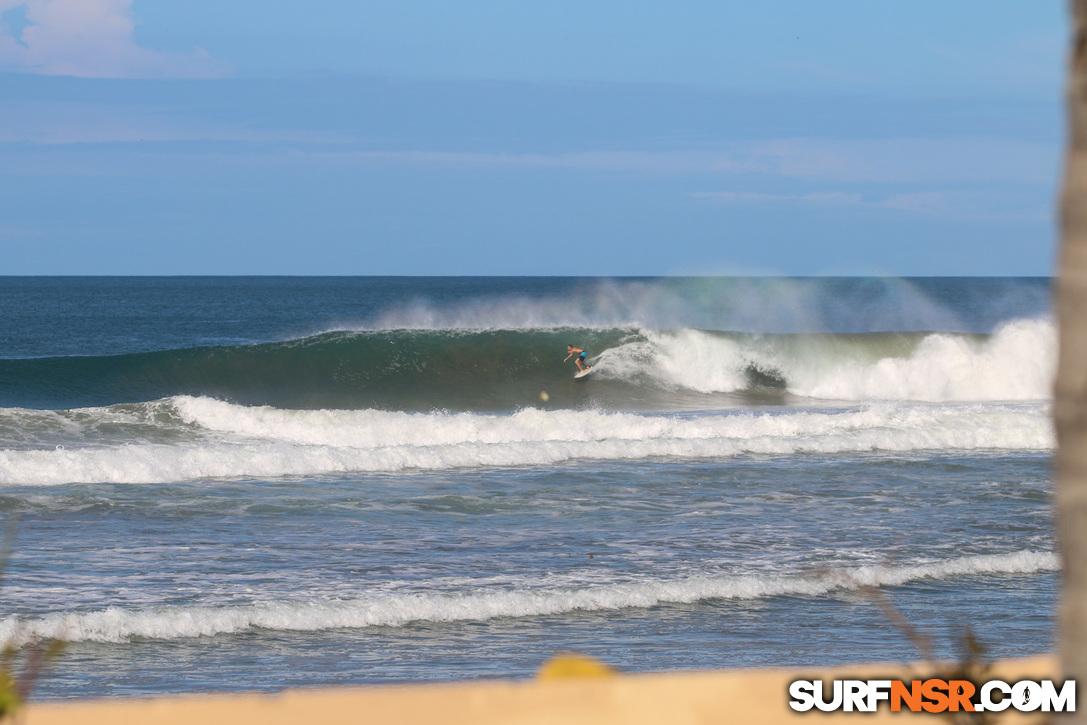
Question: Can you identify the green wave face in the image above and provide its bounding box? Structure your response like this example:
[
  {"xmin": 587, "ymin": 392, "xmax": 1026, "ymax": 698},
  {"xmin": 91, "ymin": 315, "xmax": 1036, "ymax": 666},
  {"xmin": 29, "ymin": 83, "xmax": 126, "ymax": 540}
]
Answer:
[
  {"xmin": 0, "ymin": 329, "xmax": 642, "ymax": 411},
  {"xmin": 0, "ymin": 322, "xmax": 1049, "ymax": 412}
]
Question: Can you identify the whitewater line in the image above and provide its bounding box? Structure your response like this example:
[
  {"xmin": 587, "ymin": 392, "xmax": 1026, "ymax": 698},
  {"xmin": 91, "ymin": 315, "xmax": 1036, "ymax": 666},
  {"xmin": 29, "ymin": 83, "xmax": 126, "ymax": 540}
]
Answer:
[
  {"xmin": 0, "ymin": 550, "xmax": 1058, "ymax": 643},
  {"xmin": 0, "ymin": 399, "xmax": 1052, "ymax": 485}
]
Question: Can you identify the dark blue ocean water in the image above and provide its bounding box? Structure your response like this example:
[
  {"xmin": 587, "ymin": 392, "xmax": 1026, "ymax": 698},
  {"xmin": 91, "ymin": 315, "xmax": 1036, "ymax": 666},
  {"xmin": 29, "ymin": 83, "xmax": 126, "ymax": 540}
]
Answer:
[{"xmin": 0, "ymin": 277, "xmax": 1057, "ymax": 699}]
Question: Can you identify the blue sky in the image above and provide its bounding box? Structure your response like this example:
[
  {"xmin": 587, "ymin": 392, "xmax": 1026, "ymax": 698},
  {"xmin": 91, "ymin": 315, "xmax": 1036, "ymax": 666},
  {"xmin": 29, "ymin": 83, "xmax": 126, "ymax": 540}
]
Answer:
[{"xmin": 0, "ymin": 1, "xmax": 1067, "ymax": 275}]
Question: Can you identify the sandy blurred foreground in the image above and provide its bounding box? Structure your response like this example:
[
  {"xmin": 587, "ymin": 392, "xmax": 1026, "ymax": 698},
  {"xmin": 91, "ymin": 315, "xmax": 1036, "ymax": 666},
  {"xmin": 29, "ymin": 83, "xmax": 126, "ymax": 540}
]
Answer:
[{"xmin": 22, "ymin": 655, "xmax": 1057, "ymax": 725}]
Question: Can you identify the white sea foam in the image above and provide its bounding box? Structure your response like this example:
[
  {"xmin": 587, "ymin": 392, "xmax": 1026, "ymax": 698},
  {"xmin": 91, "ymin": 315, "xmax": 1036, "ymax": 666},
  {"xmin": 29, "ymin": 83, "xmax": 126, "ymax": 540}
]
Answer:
[
  {"xmin": 597, "ymin": 318, "xmax": 1054, "ymax": 402},
  {"xmin": 0, "ymin": 397, "xmax": 1051, "ymax": 485},
  {"xmin": 2, "ymin": 550, "xmax": 1056, "ymax": 643}
]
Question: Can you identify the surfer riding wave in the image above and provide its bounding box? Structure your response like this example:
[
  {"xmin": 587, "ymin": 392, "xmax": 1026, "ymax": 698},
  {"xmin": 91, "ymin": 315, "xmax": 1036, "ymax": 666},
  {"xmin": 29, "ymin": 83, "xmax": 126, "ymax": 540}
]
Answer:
[{"xmin": 565, "ymin": 344, "xmax": 591, "ymax": 374}]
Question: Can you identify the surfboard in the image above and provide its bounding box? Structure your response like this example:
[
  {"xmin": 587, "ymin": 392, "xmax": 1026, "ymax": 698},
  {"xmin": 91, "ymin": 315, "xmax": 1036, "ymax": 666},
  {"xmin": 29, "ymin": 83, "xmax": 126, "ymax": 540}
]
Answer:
[{"xmin": 574, "ymin": 367, "xmax": 594, "ymax": 379}]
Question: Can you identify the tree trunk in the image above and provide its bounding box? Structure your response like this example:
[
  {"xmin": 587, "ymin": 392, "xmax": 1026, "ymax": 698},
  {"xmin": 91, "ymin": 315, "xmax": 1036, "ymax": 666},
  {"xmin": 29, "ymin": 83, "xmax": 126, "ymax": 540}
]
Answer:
[{"xmin": 1059, "ymin": 1, "xmax": 1087, "ymax": 711}]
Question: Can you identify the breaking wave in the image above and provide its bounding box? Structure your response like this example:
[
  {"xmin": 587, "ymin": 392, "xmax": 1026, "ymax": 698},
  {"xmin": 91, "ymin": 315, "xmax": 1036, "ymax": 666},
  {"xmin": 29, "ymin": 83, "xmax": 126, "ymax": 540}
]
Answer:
[
  {"xmin": 2, "ymin": 550, "xmax": 1056, "ymax": 643},
  {"xmin": 0, "ymin": 319, "xmax": 1054, "ymax": 411},
  {"xmin": 0, "ymin": 396, "xmax": 1051, "ymax": 485}
]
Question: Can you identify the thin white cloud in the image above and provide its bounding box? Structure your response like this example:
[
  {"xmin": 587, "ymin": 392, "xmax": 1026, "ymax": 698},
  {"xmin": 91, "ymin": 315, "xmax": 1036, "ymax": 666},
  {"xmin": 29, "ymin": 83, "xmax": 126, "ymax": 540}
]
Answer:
[
  {"xmin": 692, "ymin": 189, "xmax": 1049, "ymax": 222},
  {"xmin": 0, "ymin": 224, "xmax": 43, "ymax": 239},
  {"xmin": 0, "ymin": 100, "xmax": 350, "ymax": 144},
  {"xmin": 334, "ymin": 137, "xmax": 1055, "ymax": 185},
  {"xmin": 0, "ymin": 0, "xmax": 227, "ymax": 78},
  {"xmin": 338, "ymin": 150, "xmax": 713, "ymax": 174},
  {"xmin": 693, "ymin": 190, "xmax": 949, "ymax": 210},
  {"xmin": 708, "ymin": 137, "xmax": 1055, "ymax": 185}
]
